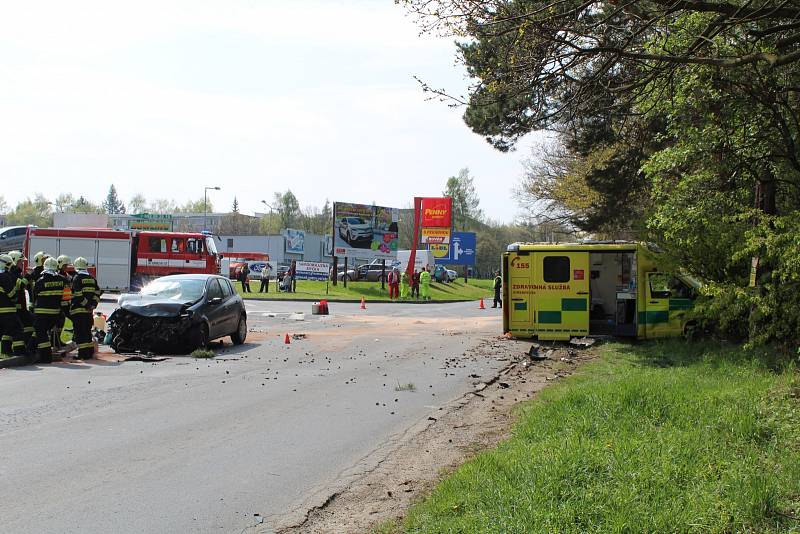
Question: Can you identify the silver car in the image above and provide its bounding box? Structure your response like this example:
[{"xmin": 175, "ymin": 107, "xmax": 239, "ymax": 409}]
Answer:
[
  {"xmin": 0, "ymin": 226, "xmax": 32, "ymax": 253},
  {"xmin": 338, "ymin": 217, "xmax": 373, "ymax": 244}
]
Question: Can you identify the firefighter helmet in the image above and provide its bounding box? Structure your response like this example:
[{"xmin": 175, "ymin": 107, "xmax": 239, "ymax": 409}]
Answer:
[
  {"xmin": 33, "ymin": 251, "xmax": 49, "ymax": 267},
  {"xmin": 56, "ymin": 254, "xmax": 72, "ymax": 270},
  {"xmin": 8, "ymin": 250, "xmax": 25, "ymax": 264},
  {"xmin": 74, "ymin": 257, "xmax": 89, "ymax": 270},
  {"xmin": 0, "ymin": 254, "xmax": 12, "ymax": 268},
  {"xmin": 44, "ymin": 257, "xmax": 59, "ymax": 271}
]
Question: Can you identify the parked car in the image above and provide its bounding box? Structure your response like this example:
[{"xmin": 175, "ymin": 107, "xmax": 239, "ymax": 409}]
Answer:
[
  {"xmin": 430, "ymin": 265, "xmax": 457, "ymax": 283},
  {"xmin": 107, "ymin": 274, "xmax": 247, "ymax": 354},
  {"xmin": 338, "ymin": 216, "xmax": 373, "ymax": 244},
  {"xmin": 0, "ymin": 225, "xmax": 33, "ymax": 253},
  {"xmin": 334, "ymin": 265, "xmax": 356, "ymax": 281},
  {"xmin": 355, "ymin": 263, "xmax": 388, "ymax": 282}
]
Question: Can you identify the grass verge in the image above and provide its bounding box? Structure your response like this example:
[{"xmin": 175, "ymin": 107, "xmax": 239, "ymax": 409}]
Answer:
[
  {"xmin": 391, "ymin": 340, "xmax": 800, "ymax": 533},
  {"xmin": 235, "ymin": 279, "xmax": 493, "ymax": 302}
]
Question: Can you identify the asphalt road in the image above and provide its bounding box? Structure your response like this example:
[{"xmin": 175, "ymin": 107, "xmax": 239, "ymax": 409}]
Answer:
[{"xmin": 1, "ymin": 300, "xmax": 505, "ymax": 533}]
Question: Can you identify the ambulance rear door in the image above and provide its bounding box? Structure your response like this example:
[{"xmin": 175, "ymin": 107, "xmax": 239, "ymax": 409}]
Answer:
[
  {"xmin": 532, "ymin": 251, "xmax": 589, "ymax": 340},
  {"xmin": 508, "ymin": 251, "xmax": 535, "ymax": 336}
]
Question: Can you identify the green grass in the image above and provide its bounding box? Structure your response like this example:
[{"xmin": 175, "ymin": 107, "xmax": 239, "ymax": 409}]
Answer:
[
  {"xmin": 396, "ymin": 340, "xmax": 800, "ymax": 533},
  {"xmin": 191, "ymin": 348, "xmax": 215, "ymax": 359},
  {"xmin": 235, "ymin": 279, "xmax": 493, "ymax": 302}
]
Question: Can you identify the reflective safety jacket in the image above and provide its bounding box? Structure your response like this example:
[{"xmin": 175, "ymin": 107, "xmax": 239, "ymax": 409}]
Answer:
[
  {"xmin": 419, "ymin": 271, "xmax": 431, "ymax": 285},
  {"xmin": 70, "ymin": 272, "xmax": 100, "ymax": 315},
  {"xmin": 33, "ymin": 271, "xmax": 67, "ymax": 316},
  {"xmin": 9, "ymin": 265, "xmax": 29, "ymax": 311},
  {"xmin": 0, "ymin": 271, "xmax": 19, "ymax": 315}
]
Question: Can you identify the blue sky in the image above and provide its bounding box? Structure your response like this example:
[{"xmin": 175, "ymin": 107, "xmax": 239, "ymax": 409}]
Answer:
[{"xmin": 1, "ymin": 1, "xmax": 542, "ymax": 221}]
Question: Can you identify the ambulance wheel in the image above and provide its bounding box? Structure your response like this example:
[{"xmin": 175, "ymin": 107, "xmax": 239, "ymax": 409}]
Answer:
[{"xmin": 231, "ymin": 315, "xmax": 247, "ymax": 345}]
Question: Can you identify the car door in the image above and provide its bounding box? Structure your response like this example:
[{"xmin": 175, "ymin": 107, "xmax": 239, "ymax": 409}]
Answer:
[
  {"xmin": 204, "ymin": 278, "xmax": 228, "ymax": 339},
  {"xmin": 218, "ymin": 278, "xmax": 240, "ymax": 334}
]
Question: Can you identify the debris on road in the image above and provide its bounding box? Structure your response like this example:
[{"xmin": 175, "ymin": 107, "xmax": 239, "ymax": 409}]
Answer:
[
  {"xmin": 123, "ymin": 355, "xmax": 169, "ymax": 363},
  {"xmin": 570, "ymin": 336, "xmax": 596, "ymax": 348},
  {"xmin": 291, "ymin": 333, "xmax": 307, "ymax": 340}
]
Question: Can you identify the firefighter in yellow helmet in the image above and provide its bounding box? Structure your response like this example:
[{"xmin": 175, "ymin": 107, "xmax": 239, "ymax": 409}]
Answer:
[
  {"xmin": 7, "ymin": 250, "xmax": 34, "ymax": 351},
  {"xmin": 0, "ymin": 254, "xmax": 27, "ymax": 358},
  {"xmin": 70, "ymin": 257, "xmax": 100, "ymax": 360},
  {"xmin": 32, "ymin": 257, "xmax": 66, "ymax": 363}
]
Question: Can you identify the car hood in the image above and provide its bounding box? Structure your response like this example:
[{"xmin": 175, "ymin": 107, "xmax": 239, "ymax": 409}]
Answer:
[
  {"xmin": 349, "ymin": 223, "xmax": 372, "ymax": 231},
  {"xmin": 118, "ymin": 294, "xmax": 200, "ymax": 317}
]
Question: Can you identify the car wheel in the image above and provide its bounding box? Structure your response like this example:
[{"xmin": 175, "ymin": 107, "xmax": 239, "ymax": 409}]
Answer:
[
  {"xmin": 193, "ymin": 323, "xmax": 210, "ymax": 350},
  {"xmin": 231, "ymin": 315, "xmax": 247, "ymax": 345}
]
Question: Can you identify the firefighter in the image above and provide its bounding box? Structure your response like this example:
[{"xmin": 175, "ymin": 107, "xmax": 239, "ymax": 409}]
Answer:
[
  {"xmin": 55, "ymin": 255, "xmax": 73, "ymax": 349},
  {"xmin": 8, "ymin": 250, "xmax": 34, "ymax": 350},
  {"xmin": 31, "ymin": 251, "xmax": 49, "ymax": 282},
  {"xmin": 492, "ymin": 270, "xmax": 502, "ymax": 308},
  {"xmin": 0, "ymin": 254, "xmax": 26, "ymax": 358},
  {"xmin": 70, "ymin": 257, "xmax": 100, "ymax": 360},
  {"xmin": 32, "ymin": 257, "xmax": 66, "ymax": 364},
  {"xmin": 419, "ymin": 267, "xmax": 432, "ymax": 301}
]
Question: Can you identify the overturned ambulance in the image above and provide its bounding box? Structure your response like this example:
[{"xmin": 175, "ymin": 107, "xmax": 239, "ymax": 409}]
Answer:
[{"xmin": 502, "ymin": 242, "xmax": 699, "ymax": 340}]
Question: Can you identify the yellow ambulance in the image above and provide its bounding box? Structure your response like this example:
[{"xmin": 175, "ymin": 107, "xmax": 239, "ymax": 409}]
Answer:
[{"xmin": 502, "ymin": 242, "xmax": 699, "ymax": 340}]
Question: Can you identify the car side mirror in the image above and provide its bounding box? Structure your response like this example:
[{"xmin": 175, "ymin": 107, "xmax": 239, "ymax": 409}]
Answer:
[{"xmin": 209, "ymin": 297, "xmax": 223, "ymax": 306}]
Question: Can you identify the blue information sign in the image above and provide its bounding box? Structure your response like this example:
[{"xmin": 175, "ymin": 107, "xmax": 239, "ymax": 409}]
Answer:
[{"xmin": 433, "ymin": 232, "xmax": 476, "ymax": 265}]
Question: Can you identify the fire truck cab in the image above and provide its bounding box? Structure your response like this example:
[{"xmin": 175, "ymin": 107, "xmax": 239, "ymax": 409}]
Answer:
[{"xmin": 503, "ymin": 242, "xmax": 700, "ymax": 340}]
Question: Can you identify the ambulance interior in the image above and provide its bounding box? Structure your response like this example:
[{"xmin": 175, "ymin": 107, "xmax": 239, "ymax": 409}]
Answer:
[{"xmin": 589, "ymin": 252, "xmax": 637, "ymax": 336}]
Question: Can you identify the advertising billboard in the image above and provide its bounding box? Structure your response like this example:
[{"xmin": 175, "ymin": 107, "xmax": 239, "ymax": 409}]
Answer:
[
  {"xmin": 421, "ymin": 227, "xmax": 451, "ymax": 244},
  {"xmin": 295, "ymin": 261, "xmax": 330, "ymax": 281},
  {"xmin": 432, "ymin": 232, "xmax": 476, "ymax": 265},
  {"xmin": 333, "ymin": 202, "xmax": 399, "ymax": 260},
  {"xmin": 285, "ymin": 228, "xmax": 305, "ymax": 254},
  {"xmin": 421, "ymin": 197, "xmax": 452, "ymax": 228}
]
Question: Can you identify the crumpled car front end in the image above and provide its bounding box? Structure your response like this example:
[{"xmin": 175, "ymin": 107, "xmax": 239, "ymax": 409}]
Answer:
[{"xmin": 107, "ymin": 297, "xmax": 201, "ymax": 354}]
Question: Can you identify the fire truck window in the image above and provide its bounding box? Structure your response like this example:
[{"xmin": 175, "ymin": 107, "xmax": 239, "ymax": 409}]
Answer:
[
  {"xmin": 207, "ymin": 279, "xmax": 223, "ymax": 300},
  {"xmin": 149, "ymin": 238, "xmax": 167, "ymax": 253},
  {"xmin": 649, "ymin": 273, "xmax": 672, "ymax": 298},
  {"xmin": 227, "ymin": 238, "xmax": 234, "ymax": 248},
  {"xmin": 543, "ymin": 256, "xmax": 570, "ymax": 283},
  {"xmin": 171, "ymin": 239, "xmax": 185, "ymax": 253},
  {"xmin": 186, "ymin": 238, "xmax": 203, "ymax": 254}
]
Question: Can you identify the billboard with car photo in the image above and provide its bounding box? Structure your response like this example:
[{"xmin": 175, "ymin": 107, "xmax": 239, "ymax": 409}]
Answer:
[{"xmin": 333, "ymin": 202, "xmax": 399, "ymax": 260}]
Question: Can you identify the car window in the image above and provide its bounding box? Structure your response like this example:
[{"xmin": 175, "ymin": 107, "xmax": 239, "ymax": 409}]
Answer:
[
  {"xmin": 207, "ymin": 279, "xmax": 224, "ymax": 300},
  {"xmin": 171, "ymin": 239, "xmax": 185, "ymax": 253},
  {"xmin": 220, "ymin": 279, "xmax": 233, "ymax": 297}
]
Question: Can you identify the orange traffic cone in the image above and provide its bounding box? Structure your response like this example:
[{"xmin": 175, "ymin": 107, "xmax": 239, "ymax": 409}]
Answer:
[
  {"xmin": 284, "ymin": 333, "xmax": 291, "ymax": 344},
  {"xmin": 360, "ymin": 297, "xmax": 366, "ymax": 310},
  {"xmin": 479, "ymin": 298, "xmax": 485, "ymax": 310}
]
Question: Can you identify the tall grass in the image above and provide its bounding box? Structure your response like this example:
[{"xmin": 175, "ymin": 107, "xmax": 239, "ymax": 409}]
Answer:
[{"xmin": 401, "ymin": 341, "xmax": 800, "ymax": 533}]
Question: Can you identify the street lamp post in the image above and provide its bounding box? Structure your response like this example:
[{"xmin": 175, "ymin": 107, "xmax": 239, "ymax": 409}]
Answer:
[{"xmin": 204, "ymin": 186, "xmax": 221, "ymax": 232}]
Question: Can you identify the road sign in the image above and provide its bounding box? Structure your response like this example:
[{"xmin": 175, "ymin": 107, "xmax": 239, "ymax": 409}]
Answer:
[{"xmin": 432, "ymin": 231, "xmax": 476, "ymax": 265}]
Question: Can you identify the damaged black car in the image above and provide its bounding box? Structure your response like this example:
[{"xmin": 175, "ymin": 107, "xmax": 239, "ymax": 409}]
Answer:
[{"xmin": 108, "ymin": 274, "xmax": 247, "ymax": 354}]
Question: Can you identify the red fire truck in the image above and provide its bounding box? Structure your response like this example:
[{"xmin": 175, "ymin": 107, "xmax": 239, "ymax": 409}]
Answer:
[{"xmin": 23, "ymin": 228, "xmax": 220, "ymax": 291}]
